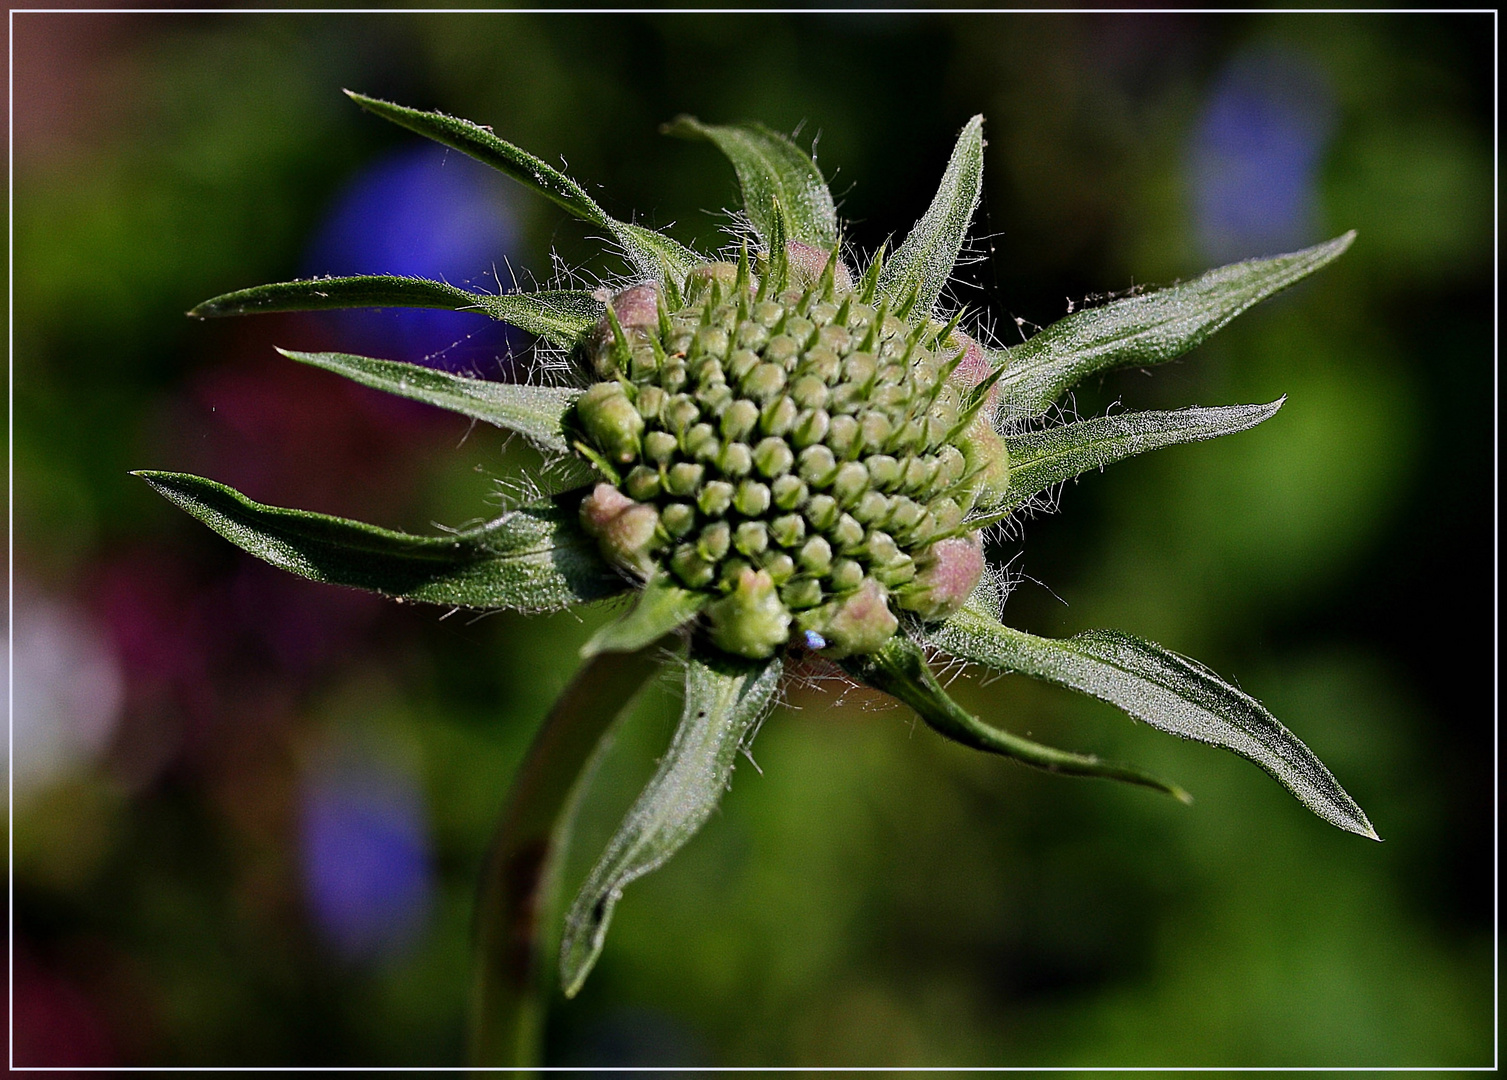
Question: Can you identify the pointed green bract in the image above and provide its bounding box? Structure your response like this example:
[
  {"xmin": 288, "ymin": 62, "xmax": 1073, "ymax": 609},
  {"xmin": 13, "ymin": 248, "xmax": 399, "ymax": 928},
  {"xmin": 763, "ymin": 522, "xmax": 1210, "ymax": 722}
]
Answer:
[
  {"xmin": 558, "ymin": 650, "xmax": 782, "ymax": 997},
  {"xmin": 346, "ymin": 91, "xmax": 700, "ymax": 284},
  {"xmin": 664, "ymin": 116, "xmax": 838, "ymax": 252},
  {"xmin": 876, "ymin": 115, "xmax": 984, "ymax": 318},
  {"xmin": 135, "ymin": 471, "xmax": 622, "ymax": 611},
  {"xmin": 978, "ymin": 400, "xmax": 1284, "ymax": 518},
  {"xmin": 581, "ymin": 575, "xmax": 708, "ymax": 657},
  {"xmin": 929, "ymin": 600, "xmax": 1377, "ymax": 838},
  {"xmin": 992, "ymin": 233, "xmax": 1357, "ymax": 419},
  {"xmin": 277, "ymin": 349, "xmax": 579, "ymax": 454},
  {"xmin": 190, "ymin": 276, "xmax": 603, "ymax": 349},
  {"xmin": 845, "ymin": 635, "xmax": 1192, "ymax": 802}
]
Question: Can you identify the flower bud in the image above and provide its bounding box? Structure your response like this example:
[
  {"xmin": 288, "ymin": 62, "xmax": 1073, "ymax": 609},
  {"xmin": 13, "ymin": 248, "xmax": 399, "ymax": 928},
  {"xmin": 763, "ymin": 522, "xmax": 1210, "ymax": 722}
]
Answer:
[
  {"xmin": 896, "ymin": 531, "xmax": 986, "ymax": 621},
  {"xmin": 959, "ymin": 418, "xmax": 1011, "ymax": 509},
  {"xmin": 706, "ymin": 568, "xmax": 791, "ymax": 659},
  {"xmin": 800, "ymin": 578, "xmax": 898, "ymax": 658},
  {"xmin": 589, "ymin": 283, "xmax": 661, "ymax": 377},
  {"xmin": 579, "ymin": 484, "xmax": 660, "ymax": 578},
  {"xmin": 577, "ymin": 383, "xmax": 644, "ymax": 465},
  {"xmin": 785, "ymin": 240, "xmax": 854, "ymax": 294}
]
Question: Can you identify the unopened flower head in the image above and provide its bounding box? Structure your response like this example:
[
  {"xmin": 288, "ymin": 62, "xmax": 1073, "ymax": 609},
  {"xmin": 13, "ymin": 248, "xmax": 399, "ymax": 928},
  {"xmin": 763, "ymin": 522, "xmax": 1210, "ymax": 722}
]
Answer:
[
  {"xmin": 142, "ymin": 92, "xmax": 1376, "ymax": 1024},
  {"xmin": 575, "ymin": 248, "xmax": 998, "ymax": 659}
]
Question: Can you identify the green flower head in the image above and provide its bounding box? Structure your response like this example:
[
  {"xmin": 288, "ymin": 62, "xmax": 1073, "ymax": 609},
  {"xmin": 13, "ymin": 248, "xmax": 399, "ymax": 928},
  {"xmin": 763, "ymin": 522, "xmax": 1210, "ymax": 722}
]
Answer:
[{"xmin": 137, "ymin": 92, "xmax": 1373, "ymax": 1011}]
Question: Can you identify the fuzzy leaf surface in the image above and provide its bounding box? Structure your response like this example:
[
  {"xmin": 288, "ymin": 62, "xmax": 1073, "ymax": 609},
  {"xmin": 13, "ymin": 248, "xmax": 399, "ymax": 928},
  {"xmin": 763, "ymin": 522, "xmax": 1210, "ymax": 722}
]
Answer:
[
  {"xmin": 190, "ymin": 276, "xmax": 602, "ymax": 348},
  {"xmin": 876, "ymin": 115, "xmax": 984, "ymax": 317},
  {"xmin": 559, "ymin": 650, "xmax": 782, "ymax": 997},
  {"xmin": 136, "ymin": 471, "xmax": 622, "ymax": 611},
  {"xmin": 930, "ymin": 602, "xmax": 1377, "ymax": 838},
  {"xmin": 992, "ymin": 232, "xmax": 1355, "ymax": 418},
  {"xmin": 581, "ymin": 575, "xmax": 707, "ymax": 657},
  {"xmin": 346, "ymin": 92, "xmax": 699, "ymax": 283},
  {"xmin": 987, "ymin": 400, "xmax": 1284, "ymax": 516},
  {"xmin": 278, "ymin": 349, "xmax": 578, "ymax": 454},
  {"xmin": 844, "ymin": 635, "xmax": 1190, "ymax": 801},
  {"xmin": 664, "ymin": 116, "xmax": 838, "ymax": 251}
]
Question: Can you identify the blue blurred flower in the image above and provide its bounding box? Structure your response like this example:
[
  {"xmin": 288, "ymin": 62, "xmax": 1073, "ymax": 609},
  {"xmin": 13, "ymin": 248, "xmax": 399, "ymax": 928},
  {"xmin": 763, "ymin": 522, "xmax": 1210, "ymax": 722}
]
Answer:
[
  {"xmin": 299, "ymin": 752, "xmax": 434, "ymax": 963},
  {"xmin": 1190, "ymin": 48, "xmax": 1335, "ymax": 261},
  {"xmin": 305, "ymin": 144, "xmax": 522, "ymax": 376}
]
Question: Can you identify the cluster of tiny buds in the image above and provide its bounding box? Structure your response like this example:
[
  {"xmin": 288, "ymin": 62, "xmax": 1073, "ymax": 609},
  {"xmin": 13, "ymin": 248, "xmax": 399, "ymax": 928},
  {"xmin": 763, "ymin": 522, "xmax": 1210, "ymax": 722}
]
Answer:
[{"xmin": 574, "ymin": 242, "xmax": 1006, "ymax": 660}]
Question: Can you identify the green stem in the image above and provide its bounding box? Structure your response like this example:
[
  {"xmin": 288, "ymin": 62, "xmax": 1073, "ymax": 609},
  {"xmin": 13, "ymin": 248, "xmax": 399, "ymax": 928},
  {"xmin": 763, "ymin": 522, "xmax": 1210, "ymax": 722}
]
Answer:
[
  {"xmin": 845, "ymin": 635, "xmax": 1191, "ymax": 803},
  {"xmin": 468, "ymin": 645, "xmax": 661, "ymax": 1071}
]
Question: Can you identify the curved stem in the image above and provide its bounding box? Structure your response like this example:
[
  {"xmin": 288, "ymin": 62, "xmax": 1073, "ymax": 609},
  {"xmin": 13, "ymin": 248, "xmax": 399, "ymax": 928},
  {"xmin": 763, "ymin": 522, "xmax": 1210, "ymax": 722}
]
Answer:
[{"xmin": 468, "ymin": 645, "xmax": 661, "ymax": 1071}]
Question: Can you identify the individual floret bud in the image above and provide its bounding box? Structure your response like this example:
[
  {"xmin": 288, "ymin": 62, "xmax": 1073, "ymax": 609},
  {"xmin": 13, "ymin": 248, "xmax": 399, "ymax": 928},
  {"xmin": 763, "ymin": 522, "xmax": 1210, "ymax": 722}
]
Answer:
[
  {"xmin": 799, "ymin": 578, "xmax": 898, "ymax": 658},
  {"xmin": 643, "ymin": 430, "xmax": 678, "ymax": 466},
  {"xmin": 958, "ymin": 418, "xmax": 1011, "ymax": 509},
  {"xmin": 785, "ymin": 240, "xmax": 854, "ymax": 294},
  {"xmin": 670, "ymin": 544, "xmax": 717, "ymax": 588},
  {"xmin": 734, "ymin": 521, "xmax": 770, "ymax": 556},
  {"xmin": 705, "ymin": 568, "xmax": 791, "ymax": 659},
  {"xmin": 588, "ymin": 283, "xmax": 660, "ymax": 377},
  {"xmin": 577, "ymin": 382, "xmax": 643, "ymax": 465},
  {"xmin": 578, "ymin": 484, "xmax": 660, "ymax": 578},
  {"xmin": 943, "ymin": 331, "xmax": 998, "ymax": 421},
  {"xmin": 684, "ymin": 261, "xmax": 741, "ymax": 302},
  {"xmin": 697, "ymin": 521, "xmax": 732, "ymax": 562},
  {"xmin": 661, "ymin": 502, "xmax": 697, "ymax": 538},
  {"xmin": 896, "ymin": 531, "xmax": 986, "ymax": 621},
  {"xmin": 624, "ymin": 465, "xmax": 661, "ymax": 501},
  {"xmin": 781, "ymin": 578, "xmax": 823, "ymax": 610},
  {"xmin": 697, "ymin": 480, "xmax": 735, "ymax": 517},
  {"xmin": 753, "ymin": 437, "xmax": 795, "ymax": 478}
]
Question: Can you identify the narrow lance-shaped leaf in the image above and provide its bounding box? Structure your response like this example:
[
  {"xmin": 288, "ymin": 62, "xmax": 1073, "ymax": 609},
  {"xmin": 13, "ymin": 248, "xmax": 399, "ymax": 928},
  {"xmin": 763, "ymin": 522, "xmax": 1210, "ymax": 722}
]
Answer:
[
  {"xmin": 976, "ymin": 400, "xmax": 1284, "ymax": 519},
  {"xmin": 135, "ymin": 471, "xmax": 623, "ymax": 611},
  {"xmin": 992, "ymin": 232, "xmax": 1356, "ymax": 419},
  {"xmin": 277, "ymin": 348, "xmax": 579, "ymax": 454},
  {"xmin": 580, "ymin": 574, "xmax": 708, "ymax": 658},
  {"xmin": 346, "ymin": 91, "xmax": 701, "ymax": 284},
  {"xmin": 844, "ymin": 635, "xmax": 1192, "ymax": 802},
  {"xmin": 191, "ymin": 276, "xmax": 603, "ymax": 350},
  {"xmin": 876, "ymin": 115, "xmax": 984, "ymax": 317},
  {"xmin": 558, "ymin": 650, "xmax": 782, "ymax": 997},
  {"xmin": 664, "ymin": 116, "xmax": 838, "ymax": 252},
  {"xmin": 929, "ymin": 600, "xmax": 1378, "ymax": 839}
]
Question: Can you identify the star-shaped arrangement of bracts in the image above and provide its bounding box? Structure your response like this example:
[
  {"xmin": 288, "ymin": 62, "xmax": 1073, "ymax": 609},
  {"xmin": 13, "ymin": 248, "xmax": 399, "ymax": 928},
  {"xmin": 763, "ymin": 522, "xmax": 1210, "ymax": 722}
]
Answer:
[{"xmin": 138, "ymin": 91, "xmax": 1374, "ymax": 1012}]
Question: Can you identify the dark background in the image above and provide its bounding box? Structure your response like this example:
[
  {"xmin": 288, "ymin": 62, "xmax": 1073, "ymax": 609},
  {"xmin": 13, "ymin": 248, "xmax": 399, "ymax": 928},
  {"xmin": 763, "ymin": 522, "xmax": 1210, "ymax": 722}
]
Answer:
[{"xmin": 9, "ymin": 11, "xmax": 1494, "ymax": 1068}]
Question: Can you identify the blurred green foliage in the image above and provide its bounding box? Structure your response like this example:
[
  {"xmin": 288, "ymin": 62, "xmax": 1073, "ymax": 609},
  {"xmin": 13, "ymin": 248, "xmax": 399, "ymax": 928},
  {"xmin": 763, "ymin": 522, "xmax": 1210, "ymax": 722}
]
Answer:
[{"xmin": 10, "ymin": 11, "xmax": 1492, "ymax": 1067}]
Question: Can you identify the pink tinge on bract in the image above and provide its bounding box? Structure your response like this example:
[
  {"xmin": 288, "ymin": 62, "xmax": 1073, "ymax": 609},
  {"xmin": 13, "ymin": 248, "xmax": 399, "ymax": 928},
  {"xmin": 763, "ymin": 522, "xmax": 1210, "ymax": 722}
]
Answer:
[
  {"xmin": 589, "ymin": 283, "xmax": 662, "ymax": 375},
  {"xmin": 786, "ymin": 240, "xmax": 853, "ymax": 293},
  {"xmin": 900, "ymin": 532, "xmax": 985, "ymax": 621},
  {"xmin": 579, "ymin": 483, "xmax": 658, "ymax": 578},
  {"xmin": 609, "ymin": 283, "xmax": 661, "ymax": 332},
  {"xmin": 944, "ymin": 332, "xmax": 997, "ymax": 413}
]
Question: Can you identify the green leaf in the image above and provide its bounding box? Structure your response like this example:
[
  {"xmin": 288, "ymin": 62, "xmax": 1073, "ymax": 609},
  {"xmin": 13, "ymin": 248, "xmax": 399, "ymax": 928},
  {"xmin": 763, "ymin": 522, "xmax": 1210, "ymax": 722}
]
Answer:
[
  {"xmin": 135, "ymin": 471, "xmax": 622, "ymax": 611},
  {"xmin": 558, "ymin": 649, "xmax": 782, "ymax": 997},
  {"xmin": 876, "ymin": 115, "xmax": 984, "ymax": 317},
  {"xmin": 345, "ymin": 91, "xmax": 700, "ymax": 284},
  {"xmin": 664, "ymin": 116, "xmax": 838, "ymax": 251},
  {"xmin": 277, "ymin": 348, "xmax": 578, "ymax": 454},
  {"xmin": 190, "ymin": 276, "xmax": 602, "ymax": 349},
  {"xmin": 929, "ymin": 601, "xmax": 1378, "ymax": 838},
  {"xmin": 993, "ymin": 232, "xmax": 1356, "ymax": 419},
  {"xmin": 844, "ymin": 635, "xmax": 1191, "ymax": 802},
  {"xmin": 982, "ymin": 400, "xmax": 1284, "ymax": 517},
  {"xmin": 580, "ymin": 575, "xmax": 707, "ymax": 657}
]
